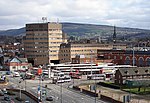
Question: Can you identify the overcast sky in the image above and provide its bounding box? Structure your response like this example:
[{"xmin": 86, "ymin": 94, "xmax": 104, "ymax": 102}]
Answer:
[{"xmin": 0, "ymin": 0, "xmax": 150, "ymax": 30}]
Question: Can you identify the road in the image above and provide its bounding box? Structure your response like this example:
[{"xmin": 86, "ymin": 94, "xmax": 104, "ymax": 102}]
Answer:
[{"xmin": 8, "ymin": 77, "xmax": 109, "ymax": 103}]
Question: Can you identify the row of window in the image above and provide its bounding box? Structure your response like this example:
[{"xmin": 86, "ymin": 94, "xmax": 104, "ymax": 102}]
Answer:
[
  {"xmin": 49, "ymin": 46, "xmax": 60, "ymax": 48},
  {"xmin": 125, "ymin": 57, "xmax": 150, "ymax": 66},
  {"xmin": 60, "ymin": 58, "xmax": 71, "ymax": 61},
  {"xmin": 49, "ymin": 38, "xmax": 62, "ymax": 40},
  {"xmin": 25, "ymin": 42, "xmax": 62, "ymax": 45},
  {"xmin": 27, "ymin": 54, "xmax": 57, "ymax": 57},
  {"xmin": 61, "ymin": 49, "xmax": 95, "ymax": 52},
  {"xmin": 49, "ymin": 42, "xmax": 62, "ymax": 44},
  {"xmin": 26, "ymin": 38, "xmax": 48, "ymax": 40},
  {"xmin": 26, "ymin": 29, "xmax": 48, "ymax": 31},
  {"xmin": 26, "ymin": 33, "xmax": 62, "ymax": 36},
  {"xmin": 33, "ymin": 33, "xmax": 47, "ymax": 36},
  {"xmin": 25, "ymin": 46, "xmax": 48, "ymax": 49}
]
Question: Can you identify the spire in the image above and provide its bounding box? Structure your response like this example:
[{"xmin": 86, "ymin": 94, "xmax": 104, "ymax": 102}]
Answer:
[{"xmin": 113, "ymin": 26, "xmax": 116, "ymax": 43}]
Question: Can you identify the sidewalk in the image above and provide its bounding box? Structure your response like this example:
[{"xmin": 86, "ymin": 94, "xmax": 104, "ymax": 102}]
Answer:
[{"xmin": 80, "ymin": 84, "xmax": 150, "ymax": 103}]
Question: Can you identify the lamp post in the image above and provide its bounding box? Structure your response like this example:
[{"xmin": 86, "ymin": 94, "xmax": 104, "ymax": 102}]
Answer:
[
  {"xmin": 48, "ymin": 49, "xmax": 51, "ymax": 79},
  {"xmin": 94, "ymin": 73, "xmax": 97, "ymax": 103},
  {"xmin": 23, "ymin": 77, "xmax": 26, "ymax": 91},
  {"xmin": 90, "ymin": 50, "xmax": 93, "ymax": 75},
  {"xmin": 60, "ymin": 81, "xmax": 63, "ymax": 103},
  {"xmin": 38, "ymin": 74, "xmax": 42, "ymax": 103},
  {"xmin": 132, "ymin": 47, "xmax": 135, "ymax": 66},
  {"xmin": 19, "ymin": 81, "xmax": 22, "ymax": 99}
]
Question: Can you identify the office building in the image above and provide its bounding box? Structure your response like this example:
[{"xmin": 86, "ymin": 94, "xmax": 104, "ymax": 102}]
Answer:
[
  {"xmin": 59, "ymin": 43, "xmax": 127, "ymax": 63},
  {"xmin": 24, "ymin": 22, "xmax": 67, "ymax": 66}
]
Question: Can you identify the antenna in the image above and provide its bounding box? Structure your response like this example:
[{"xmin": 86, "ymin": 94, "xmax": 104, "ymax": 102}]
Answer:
[
  {"xmin": 42, "ymin": 17, "xmax": 47, "ymax": 23},
  {"xmin": 57, "ymin": 18, "xmax": 59, "ymax": 24}
]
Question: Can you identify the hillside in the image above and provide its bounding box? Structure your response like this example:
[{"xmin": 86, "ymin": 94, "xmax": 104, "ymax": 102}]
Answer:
[{"xmin": 0, "ymin": 23, "xmax": 150, "ymax": 39}]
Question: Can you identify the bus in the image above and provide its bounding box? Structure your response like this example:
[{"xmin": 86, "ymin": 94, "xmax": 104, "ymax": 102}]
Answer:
[
  {"xmin": 69, "ymin": 72, "xmax": 82, "ymax": 79},
  {"xmin": 52, "ymin": 75, "xmax": 71, "ymax": 84},
  {"xmin": 87, "ymin": 74, "xmax": 105, "ymax": 80}
]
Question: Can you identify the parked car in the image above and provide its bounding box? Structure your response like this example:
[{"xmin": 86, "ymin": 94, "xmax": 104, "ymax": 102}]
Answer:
[
  {"xmin": 13, "ymin": 72, "xmax": 20, "ymax": 77},
  {"xmin": 25, "ymin": 100, "xmax": 30, "ymax": 103},
  {"xmin": 4, "ymin": 95, "xmax": 11, "ymax": 101},
  {"xmin": 46, "ymin": 96, "xmax": 54, "ymax": 101},
  {"xmin": 0, "ymin": 90, "xmax": 4, "ymax": 96},
  {"xmin": 2, "ymin": 88, "xmax": 7, "ymax": 94},
  {"xmin": 64, "ymin": 75, "xmax": 71, "ymax": 82}
]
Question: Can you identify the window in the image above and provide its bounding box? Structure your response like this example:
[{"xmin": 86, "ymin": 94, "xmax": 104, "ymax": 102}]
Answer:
[
  {"xmin": 120, "ymin": 56, "xmax": 122, "ymax": 59},
  {"xmin": 125, "ymin": 57, "xmax": 130, "ymax": 65},
  {"xmin": 22, "ymin": 66, "xmax": 26, "ymax": 68},
  {"xmin": 146, "ymin": 58, "xmax": 150, "ymax": 66},
  {"xmin": 138, "ymin": 57, "xmax": 144, "ymax": 67}
]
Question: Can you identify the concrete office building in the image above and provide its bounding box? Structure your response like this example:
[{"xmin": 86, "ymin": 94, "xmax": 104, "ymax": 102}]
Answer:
[
  {"xmin": 59, "ymin": 43, "xmax": 127, "ymax": 63},
  {"xmin": 24, "ymin": 22, "xmax": 67, "ymax": 66}
]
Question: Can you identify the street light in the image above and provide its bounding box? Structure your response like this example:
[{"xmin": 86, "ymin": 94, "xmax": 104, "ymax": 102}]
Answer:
[
  {"xmin": 90, "ymin": 50, "xmax": 93, "ymax": 75},
  {"xmin": 132, "ymin": 47, "xmax": 135, "ymax": 66},
  {"xmin": 94, "ymin": 74, "xmax": 97, "ymax": 103},
  {"xmin": 48, "ymin": 49, "xmax": 51, "ymax": 79},
  {"xmin": 60, "ymin": 81, "xmax": 63, "ymax": 103},
  {"xmin": 19, "ymin": 81, "xmax": 22, "ymax": 99}
]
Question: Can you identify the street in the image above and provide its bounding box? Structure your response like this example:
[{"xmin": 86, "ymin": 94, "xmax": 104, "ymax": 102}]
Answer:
[{"xmin": 8, "ymin": 77, "xmax": 108, "ymax": 103}]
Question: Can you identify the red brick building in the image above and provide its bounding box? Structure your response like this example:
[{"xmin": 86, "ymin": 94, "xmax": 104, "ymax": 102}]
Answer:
[{"xmin": 97, "ymin": 49, "xmax": 150, "ymax": 67}]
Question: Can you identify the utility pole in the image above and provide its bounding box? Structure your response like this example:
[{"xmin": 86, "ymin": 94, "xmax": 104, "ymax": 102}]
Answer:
[
  {"xmin": 95, "ymin": 73, "xmax": 97, "ymax": 103},
  {"xmin": 60, "ymin": 81, "xmax": 63, "ymax": 103},
  {"xmin": 132, "ymin": 47, "xmax": 135, "ymax": 66}
]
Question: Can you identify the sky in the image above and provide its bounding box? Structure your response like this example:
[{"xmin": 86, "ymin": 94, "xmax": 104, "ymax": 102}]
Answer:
[{"xmin": 0, "ymin": 0, "xmax": 150, "ymax": 30}]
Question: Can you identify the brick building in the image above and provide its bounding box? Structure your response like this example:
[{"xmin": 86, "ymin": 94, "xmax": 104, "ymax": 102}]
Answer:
[
  {"xmin": 115, "ymin": 67, "xmax": 150, "ymax": 85},
  {"xmin": 97, "ymin": 49, "xmax": 150, "ymax": 67}
]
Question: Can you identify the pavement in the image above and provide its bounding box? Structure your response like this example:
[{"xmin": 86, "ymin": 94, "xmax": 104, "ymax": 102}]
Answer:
[{"xmin": 80, "ymin": 83, "xmax": 150, "ymax": 103}]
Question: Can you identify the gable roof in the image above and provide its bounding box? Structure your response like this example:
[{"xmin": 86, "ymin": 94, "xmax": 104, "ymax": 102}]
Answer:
[
  {"xmin": 5, "ymin": 56, "xmax": 28, "ymax": 63},
  {"xmin": 118, "ymin": 67, "xmax": 150, "ymax": 76}
]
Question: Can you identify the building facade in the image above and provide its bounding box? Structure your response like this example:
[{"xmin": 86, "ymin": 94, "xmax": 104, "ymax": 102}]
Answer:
[
  {"xmin": 5, "ymin": 57, "xmax": 31, "ymax": 71},
  {"xmin": 59, "ymin": 43, "xmax": 126, "ymax": 63},
  {"xmin": 24, "ymin": 22, "xmax": 67, "ymax": 66},
  {"xmin": 115, "ymin": 67, "xmax": 150, "ymax": 85},
  {"xmin": 97, "ymin": 49, "xmax": 150, "ymax": 67}
]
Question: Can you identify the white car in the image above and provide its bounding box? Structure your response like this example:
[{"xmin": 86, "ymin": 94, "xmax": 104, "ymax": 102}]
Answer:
[
  {"xmin": 64, "ymin": 75, "xmax": 71, "ymax": 82},
  {"xmin": 56, "ymin": 77, "xmax": 65, "ymax": 83},
  {"xmin": 13, "ymin": 72, "xmax": 20, "ymax": 77}
]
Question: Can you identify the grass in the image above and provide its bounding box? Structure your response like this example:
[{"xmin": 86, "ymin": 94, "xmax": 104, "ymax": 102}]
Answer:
[
  {"xmin": 99, "ymin": 81, "xmax": 150, "ymax": 95},
  {"xmin": 123, "ymin": 87, "xmax": 150, "ymax": 95}
]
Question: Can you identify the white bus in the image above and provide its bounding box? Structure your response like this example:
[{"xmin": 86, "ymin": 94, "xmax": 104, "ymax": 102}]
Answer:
[
  {"xmin": 52, "ymin": 75, "xmax": 71, "ymax": 84},
  {"xmin": 87, "ymin": 74, "xmax": 105, "ymax": 80}
]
